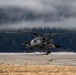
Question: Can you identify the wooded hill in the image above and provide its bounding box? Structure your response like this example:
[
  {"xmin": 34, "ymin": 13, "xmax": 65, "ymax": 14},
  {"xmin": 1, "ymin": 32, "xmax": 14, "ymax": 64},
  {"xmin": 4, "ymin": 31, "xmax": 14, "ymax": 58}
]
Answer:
[{"xmin": 0, "ymin": 27, "xmax": 76, "ymax": 52}]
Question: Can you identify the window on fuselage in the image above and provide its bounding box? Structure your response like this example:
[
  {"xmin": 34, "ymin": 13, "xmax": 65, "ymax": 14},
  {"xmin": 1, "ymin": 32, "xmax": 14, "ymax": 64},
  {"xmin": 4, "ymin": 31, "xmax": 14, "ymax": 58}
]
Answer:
[{"xmin": 34, "ymin": 40, "xmax": 37, "ymax": 42}]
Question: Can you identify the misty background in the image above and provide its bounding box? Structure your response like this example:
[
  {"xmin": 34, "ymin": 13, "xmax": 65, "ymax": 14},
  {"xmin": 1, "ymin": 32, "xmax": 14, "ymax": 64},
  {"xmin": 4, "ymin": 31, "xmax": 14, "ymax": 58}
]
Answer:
[
  {"xmin": 0, "ymin": 0, "xmax": 76, "ymax": 29},
  {"xmin": 0, "ymin": 0, "xmax": 76, "ymax": 52}
]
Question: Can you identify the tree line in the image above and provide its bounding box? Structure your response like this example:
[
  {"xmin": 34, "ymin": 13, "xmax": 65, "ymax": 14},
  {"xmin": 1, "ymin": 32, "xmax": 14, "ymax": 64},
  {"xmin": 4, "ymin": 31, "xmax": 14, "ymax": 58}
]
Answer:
[{"xmin": 0, "ymin": 27, "xmax": 76, "ymax": 52}]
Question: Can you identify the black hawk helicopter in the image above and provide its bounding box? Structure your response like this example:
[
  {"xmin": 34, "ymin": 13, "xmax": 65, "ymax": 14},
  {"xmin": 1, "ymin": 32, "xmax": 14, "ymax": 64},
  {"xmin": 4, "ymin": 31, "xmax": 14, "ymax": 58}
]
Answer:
[{"xmin": 5, "ymin": 31, "xmax": 69, "ymax": 55}]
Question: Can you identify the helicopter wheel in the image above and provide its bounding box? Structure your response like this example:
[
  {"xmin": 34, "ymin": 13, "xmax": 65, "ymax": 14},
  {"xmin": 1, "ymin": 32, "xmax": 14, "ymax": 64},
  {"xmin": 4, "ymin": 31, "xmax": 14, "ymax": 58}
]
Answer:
[
  {"xmin": 45, "ymin": 45, "xmax": 51, "ymax": 55},
  {"xmin": 46, "ymin": 50, "xmax": 50, "ymax": 55},
  {"xmin": 29, "ymin": 47, "xmax": 33, "ymax": 52}
]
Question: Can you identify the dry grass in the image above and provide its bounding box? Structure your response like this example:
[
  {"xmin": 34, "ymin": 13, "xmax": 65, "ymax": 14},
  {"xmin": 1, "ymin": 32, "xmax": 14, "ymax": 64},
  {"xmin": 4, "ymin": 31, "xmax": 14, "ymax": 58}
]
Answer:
[{"xmin": 0, "ymin": 64, "xmax": 76, "ymax": 75}]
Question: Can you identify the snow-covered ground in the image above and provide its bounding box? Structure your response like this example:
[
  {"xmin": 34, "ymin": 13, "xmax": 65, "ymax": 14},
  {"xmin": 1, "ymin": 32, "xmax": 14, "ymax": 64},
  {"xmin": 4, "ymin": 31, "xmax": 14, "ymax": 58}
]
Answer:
[
  {"xmin": 0, "ymin": 52, "xmax": 76, "ymax": 55},
  {"xmin": 0, "ymin": 52, "xmax": 76, "ymax": 66}
]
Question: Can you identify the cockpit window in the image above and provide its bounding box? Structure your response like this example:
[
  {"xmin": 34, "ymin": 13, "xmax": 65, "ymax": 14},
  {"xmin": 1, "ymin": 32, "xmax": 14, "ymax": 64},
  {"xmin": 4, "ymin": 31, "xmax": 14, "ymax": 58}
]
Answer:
[{"xmin": 34, "ymin": 40, "xmax": 37, "ymax": 42}]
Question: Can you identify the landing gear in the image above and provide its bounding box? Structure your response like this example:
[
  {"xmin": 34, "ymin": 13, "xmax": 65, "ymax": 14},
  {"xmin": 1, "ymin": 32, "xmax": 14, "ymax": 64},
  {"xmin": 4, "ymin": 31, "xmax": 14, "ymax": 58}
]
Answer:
[
  {"xmin": 46, "ymin": 50, "xmax": 50, "ymax": 55},
  {"xmin": 29, "ymin": 47, "xmax": 34, "ymax": 52},
  {"xmin": 45, "ymin": 45, "xmax": 51, "ymax": 55}
]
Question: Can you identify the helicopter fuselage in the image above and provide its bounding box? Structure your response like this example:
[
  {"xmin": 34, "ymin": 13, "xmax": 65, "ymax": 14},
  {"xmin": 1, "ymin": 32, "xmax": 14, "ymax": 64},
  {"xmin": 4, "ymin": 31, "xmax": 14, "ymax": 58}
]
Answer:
[{"xmin": 22, "ymin": 37, "xmax": 56, "ymax": 49}]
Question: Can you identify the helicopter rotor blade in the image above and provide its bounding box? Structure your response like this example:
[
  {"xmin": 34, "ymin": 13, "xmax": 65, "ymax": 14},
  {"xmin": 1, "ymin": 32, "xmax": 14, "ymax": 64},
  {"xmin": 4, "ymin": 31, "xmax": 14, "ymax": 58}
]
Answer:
[
  {"xmin": 44, "ymin": 32, "xmax": 73, "ymax": 36},
  {"xmin": 22, "ymin": 31, "xmax": 43, "ymax": 36},
  {"xmin": 4, "ymin": 31, "xmax": 73, "ymax": 36},
  {"xmin": 4, "ymin": 32, "xmax": 26, "ymax": 34},
  {"xmin": 3, "ymin": 31, "xmax": 43, "ymax": 36}
]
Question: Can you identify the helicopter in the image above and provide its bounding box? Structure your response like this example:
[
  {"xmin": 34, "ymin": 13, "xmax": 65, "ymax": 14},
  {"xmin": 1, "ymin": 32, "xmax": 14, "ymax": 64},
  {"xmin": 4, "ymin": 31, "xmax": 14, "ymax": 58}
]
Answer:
[
  {"xmin": 5, "ymin": 31, "xmax": 67, "ymax": 55},
  {"xmin": 22, "ymin": 32, "xmax": 62, "ymax": 55}
]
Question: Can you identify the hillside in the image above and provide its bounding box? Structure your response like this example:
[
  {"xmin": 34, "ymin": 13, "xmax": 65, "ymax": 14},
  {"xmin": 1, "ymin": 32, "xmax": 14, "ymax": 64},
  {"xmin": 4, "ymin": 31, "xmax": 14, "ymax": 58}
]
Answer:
[{"xmin": 0, "ymin": 27, "xmax": 76, "ymax": 52}]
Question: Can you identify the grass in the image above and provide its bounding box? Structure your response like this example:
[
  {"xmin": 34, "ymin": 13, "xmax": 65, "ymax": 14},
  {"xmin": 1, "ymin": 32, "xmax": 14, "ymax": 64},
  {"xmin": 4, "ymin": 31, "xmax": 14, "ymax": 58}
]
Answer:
[{"xmin": 0, "ymin": 64, "xmax": 76, "ymax": 75}]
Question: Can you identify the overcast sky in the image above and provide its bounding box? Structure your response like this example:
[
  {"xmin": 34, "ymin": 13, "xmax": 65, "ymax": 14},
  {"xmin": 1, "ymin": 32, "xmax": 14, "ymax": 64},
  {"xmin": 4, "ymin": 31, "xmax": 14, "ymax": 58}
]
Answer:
[{"xmin": 0, "ymin": 0, "xmax": 76, "ymax": 29}]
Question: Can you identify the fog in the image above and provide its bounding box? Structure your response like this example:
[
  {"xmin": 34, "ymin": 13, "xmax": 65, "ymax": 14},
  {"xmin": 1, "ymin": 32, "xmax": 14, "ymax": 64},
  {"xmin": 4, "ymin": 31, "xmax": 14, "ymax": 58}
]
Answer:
[{"xmin": 0, "ymin": 0, "xmax": 76, "ymax": 30}]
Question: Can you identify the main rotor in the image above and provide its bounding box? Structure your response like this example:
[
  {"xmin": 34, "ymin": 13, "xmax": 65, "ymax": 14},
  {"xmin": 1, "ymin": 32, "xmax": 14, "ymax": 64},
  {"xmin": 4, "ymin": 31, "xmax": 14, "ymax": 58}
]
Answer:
[{"xmin": 4, "ymin": 31, "xmax": 72, "ymax": 37}]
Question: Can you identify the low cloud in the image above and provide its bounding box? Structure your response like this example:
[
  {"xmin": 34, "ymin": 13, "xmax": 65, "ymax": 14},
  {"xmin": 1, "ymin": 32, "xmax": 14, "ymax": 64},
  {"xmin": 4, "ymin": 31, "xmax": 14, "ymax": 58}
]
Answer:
[{"xmin": 0, "ymin": 0, "xmax": 76, "ymax": 30}]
